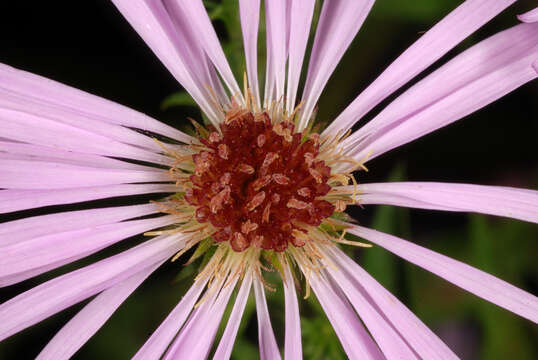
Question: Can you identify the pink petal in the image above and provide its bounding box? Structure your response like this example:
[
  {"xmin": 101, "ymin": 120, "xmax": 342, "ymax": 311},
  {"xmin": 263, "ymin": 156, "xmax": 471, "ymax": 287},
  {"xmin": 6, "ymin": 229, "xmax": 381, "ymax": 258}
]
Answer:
[
  {"xmin": 285, "ymin": 0, "xmax": 316, "ymax": 114},
  {"xmin": 348, "ymin": 225, "xmax": 538, "ymax": 324},
  {"xmin": 132, "ymin": 276, "xmax": 209, "ymax": 360},
  {"xmin": 0, "ymin": 215, "xmax": 176, "ymax": 287},
  {"xmin": 351, "ymin": 182, "xmax": 538, "ymax": 224},
  {"xmin": 0, "ymin": 184, "xmax": 177, "ymax": 214},
  {"xmin": 109, "ymin": 0, "xmax": 224, "ymax": 125},
  {"xmin": 253, "ymin": 279, "xmax": 281, "ymax": 360},
  {"xmin": 36, "ymin": 262, "xmax": 161, "ymax": 360},
  {"xmin": 0, "ymin": 63, "xmax": 192, "ymax": 144},
  {"xmin": 0, "ymin": 107, "xmax": 170, "ymax": 165},
  {"xmin": 0, "ymin": 160, "xmax": 169, "ymax": 190},
  {"xmin": 283, "ymin": 264, "xmax": 302, "ymax": 360},
  {"xmin": 0, "ymin": 234, "xmax": 184, "ymax": 341},
  {"xmin": 0, "ymin": 203, "xmax": 159, "ymax": 245},
  {"xmin": 239, "ymin": 0, "xmax": 261, "ymax": 108},
  {"xmin": 324, "ymin": 254, "xmax": 419, "ymax": 359},
  {"xmin": 326, "ymin": 245, "xmax": 458, "ymax": 360},
  {"xmin": 165, "ymin": 277, "xmax": 238, "ymax": 359},
  {"xmin": 213, "ymin": 272, "xmax": 253, "ymax": 359},
  {"xmin": 324, "ymin": 0, "xmax": 517, "ymax": 136},
  {"xmin": 264, "ymin": 0, "xmax": 287, "ymax": 107},
  {"xmin": 0, "ymin": 88, "xmax": 165, "ymax": 153},
  {"xmin": 344, "ymin": 22, "xmax": 538, "ymax": 163},
  {"xmin": 298, "ymin": 0, "xmax": 375, "ymax": 131},
  {"xmin": 176, "ymin": 0, "xmax": 242, "ymax": 104},
  {"xmin": 518, "ymin": 6, "xmax": 538, "ymax": 23},
  {"xmin": 0, "ymin": 142, "xmax": 157, "ymax": 171},
  {"xmin": 308, "ymin": 272, "xmax": 384, "ymax": 359}
]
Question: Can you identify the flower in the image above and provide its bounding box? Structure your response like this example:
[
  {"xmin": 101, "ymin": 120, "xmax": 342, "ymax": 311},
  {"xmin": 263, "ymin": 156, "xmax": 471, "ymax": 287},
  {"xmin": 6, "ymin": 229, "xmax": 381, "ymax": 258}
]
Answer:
[{"xmin": 1, "ymin": 0, "xmax": 537, "ymax": 359}]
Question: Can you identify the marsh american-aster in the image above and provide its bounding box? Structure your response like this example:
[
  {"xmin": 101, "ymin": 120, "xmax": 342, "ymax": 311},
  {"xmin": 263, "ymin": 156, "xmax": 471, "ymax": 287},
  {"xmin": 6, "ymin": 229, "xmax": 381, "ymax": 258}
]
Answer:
[{"xmin": 0, "ymin": 0, "xmax": 537, "ymax": 359}]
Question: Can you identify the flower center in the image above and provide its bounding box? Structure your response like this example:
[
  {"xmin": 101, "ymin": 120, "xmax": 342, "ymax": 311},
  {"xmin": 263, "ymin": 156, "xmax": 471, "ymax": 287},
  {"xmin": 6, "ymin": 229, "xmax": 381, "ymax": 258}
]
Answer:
[{"xmin": 184, "ymin": 109, "xmax": 335, "ymax": 252}]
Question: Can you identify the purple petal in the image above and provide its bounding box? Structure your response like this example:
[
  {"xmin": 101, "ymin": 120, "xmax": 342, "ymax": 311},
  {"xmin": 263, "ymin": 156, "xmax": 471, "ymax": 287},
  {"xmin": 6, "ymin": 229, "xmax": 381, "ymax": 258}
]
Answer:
[
  {"xmin": 0, "ymin": 203, "xmax": 159, "ymax": 245},
  {"xmin": 308, "ymin": 272, "xmax": 384, "ymax": 359},
  {"xmin": 343, "ymin": 22, "xmax": 538, "ymax": 163},
  {"xmin": 166, "ymin": 277, "xmax": 238, "ymax": 359},
  {"xmin": 0, "ymin": 142, "xmax": 157, "ymax": 171},
  {"xmin": 298, "ymin": 0, "xmax": 375, "ymax": 130},
  {"xmin": 239, "ymin": 0, "xmax": 261, "ymax": 107},
  {"xmin": 0, "ymin": 215, "xmax": 175, "ymax": 287},
  {"xmin": 0, "ymin": 234, "xmax": 184, "ymax": 341},
  {"xmin": 0, "ymin": 107, "xmax": 170, "ymax": 165},
  {"xmin": 213, "ymin": 272, "xmax": 253, "ymax": 360},
  {"xmin": 132, "ymin": 276, "xmax": 208, "ymax": 360},
  {"xmin": 0, "ymin": 63, "xmax": 192, "ymax": 144},
  {"xmin": 283, "ymin": 264, "xmax": 302, "ymax": 360},
  {"xmin": 0, "ymin": 88, "xmax": 166, "ymax": 153},
  {"xmin": 324, "ymin": 253, "xmax": 419, "ymax": 359},
  {"xmin": 253, "ymin": 279, "xmax": 281, "ymax": 360},
  {"xmin": 264, "ymin": 0, "xmax": 287, "ymax": 106},
  {"xmin": 36, "ymin": 262, "xmax": 161, "ymax": 360},
  {"xmin": 351, "ymin": 182, "xmax": 538, "ymax": 224},
  {"xmin": 518, "ymin": 6, "xmax": 538, "ymax": 23},
  {"xmin": 0, "ymin": 160, "xmax": 169, "ymax": 190},
  {"xmin": 324, "ymin": 0, "xmax": 517, "ymax": 136},
  {"xmin": 326, "ymin": 245, "xmax": 458, "ymax": 360},
  {"xmin": 0, "ymin": 184, "xmax": 177, "ymax": 214},
  {"xmin": 285, "ymin": 0, "xmax": 315, "ymax": 114},
  {"xmin": 348, "ymin": 225, "xmax": 538, "ymax": 323},
  {"xmin": 176, "ymin": 0, "xmax": 242, "ymax": 104},
  {"xmin": 109, "ymin": 0, "xmax": 225, "ymax": 125}
]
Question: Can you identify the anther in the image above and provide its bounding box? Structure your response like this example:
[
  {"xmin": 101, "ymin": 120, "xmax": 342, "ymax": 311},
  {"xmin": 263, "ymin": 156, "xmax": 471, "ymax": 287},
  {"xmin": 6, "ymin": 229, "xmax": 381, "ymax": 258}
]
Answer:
[
  {"xmin": 247, "ymin": 191, "xmax": 266, "ymax": 211},
  {"xmin": 241, "ymin": 220, "xmax": 259, "ymax": 234},
  {"xmin": 272, "ymin": 173, "xmax": 290, "ymax": 185},
  {"xmin": 257, "ymin": 134, "xmax": 266, "ymax": 148},
  {"xmin": 297, "ymin": 187, "xmax": 311, "ymax": 197},
  {"xmin": 218, "ymin": 144, "xmax": 230, "ymax": 160},
  {"xmin": 237, "ymin": 163, "xmax": 255, "ymax": 174},
  {"xmin": 210, "ymin": 186, "xmax": 231, "ymax": 213},
  {"xmin": 287, "ymin": 197, "xmax": 310, "ymax": 210}
]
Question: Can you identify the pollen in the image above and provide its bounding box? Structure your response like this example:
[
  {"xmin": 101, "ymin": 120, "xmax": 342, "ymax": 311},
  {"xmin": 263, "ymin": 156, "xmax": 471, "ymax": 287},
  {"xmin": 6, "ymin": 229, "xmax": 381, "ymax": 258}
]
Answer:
[{"xmin": 184, "ymin": 108, "xmax": 336, "ymax": 252}]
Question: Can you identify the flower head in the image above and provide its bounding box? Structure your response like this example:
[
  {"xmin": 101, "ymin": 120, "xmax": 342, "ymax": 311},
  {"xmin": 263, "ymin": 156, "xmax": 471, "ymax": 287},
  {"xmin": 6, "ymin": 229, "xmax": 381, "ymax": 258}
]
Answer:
[{"xmin": 1, "ymin": 0, "xmax": 538, "ymax": 359}]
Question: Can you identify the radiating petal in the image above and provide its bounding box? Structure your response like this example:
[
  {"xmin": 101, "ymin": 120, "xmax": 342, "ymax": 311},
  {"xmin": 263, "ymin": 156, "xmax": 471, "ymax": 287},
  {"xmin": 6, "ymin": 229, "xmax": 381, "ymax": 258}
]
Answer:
[
  {"xmin": 253, "ymin": 279, "xmax": 281, "ymax": 360},
  {"xmin": 110, "ymin": 0, "xmax": 224, "ymax": 125},
  {"xmin": 0, "ymin": 234, "xmax": 184, "ymax": 341},
  {"xmin": 342, "ymin": 182, "xmax": 538, "ymax": 224},
  {"xmin": 0, "ymin": 88, "xmax": 164, "ymax": 153},
  {"xmin": 283, "ymin": 264, "xmax": 302, "ymax": 360},
  {"xmin": 0, "ymin": 184, "xmax": 177, "ymax": 214},
  {"xmin": 348, "ymin": 225, "xmax": 538, "ymax": 323},
  {"xmin": 176, "ymin": 0, "xmax": 242, "ymax": 104},
  {"xmin": 263, "ymin": 0, "xmax": 287, "ymax": 107},
  {"xmin": 0, "ymin": 63, "xmax": 192, "ymax": 144},
  {"xmin": 0, "ymin": 203, "xmax": 159, "ymax": 245},
  {"xmin": 308, "ymin": 272, "xmax": 384, "ymax": 359},
  {"xmin": 324, "ymin": 256, "xmax": 419, "ymax": 359},
  {"xmin": 166, "ymin": 277, "xmax": 238, "ymax": 359},
  {"xmin": 0, "ymin": 160, "xmax": 170, "ymax": 190},
  {"xmin": 285, "ymin": 0, "xmax": 316, "ymax": 115},
  {"xmin": 325, "ymin": 245, "xmax": 458, "ymax": 360},
  {"xmin": 298, "ymin": 0, "xmax": 375, "ymax": 131},
  {"xmin": 343, "ymin": 22, "xmax": 538, "ymax": 163},
  {"xmin": 132, "ymin": 276, "xmax": 209, "ymax": 360},
  {"xmin": 213, "ymin": 272, "xmax": 253, "ymax": 360},
  {"xmin": 239, "ymin": 0, "xmax": 261, "ymax": 108},
  {"xmin": 0, "ymin": 107, "xmax": 170, "ymax": 165},
  {"xmin": 36, "ymin": 262, "xmax": 161, "ymax": 360},
  {"xmin": 0, "ymin": 215, "xmax": 176, "ymax": 287},
  {"xmin": 324, "ymin": 0, "xmax": 517, "ymax": 136},
  {"xmin": 0, "ymin": 142, "xmax": 156, "ymax": 171},
  {"xmin": 518, "ymin": 6, "xmax": 538, "ymax": 23}
]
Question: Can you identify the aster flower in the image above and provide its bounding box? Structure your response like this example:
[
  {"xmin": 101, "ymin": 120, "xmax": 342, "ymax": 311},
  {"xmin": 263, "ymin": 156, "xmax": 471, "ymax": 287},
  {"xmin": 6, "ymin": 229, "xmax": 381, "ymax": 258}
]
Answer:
[{"xmin": 1, "ymin": 0, "xmax": 537, "ymax": 359}]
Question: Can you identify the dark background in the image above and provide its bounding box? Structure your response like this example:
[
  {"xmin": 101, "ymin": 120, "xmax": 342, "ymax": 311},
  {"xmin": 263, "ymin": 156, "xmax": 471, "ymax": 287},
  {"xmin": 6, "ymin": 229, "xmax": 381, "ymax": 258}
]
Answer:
[{"xmin": 0, "ymin": 0, "xmax": 537, "ymax": 359}]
